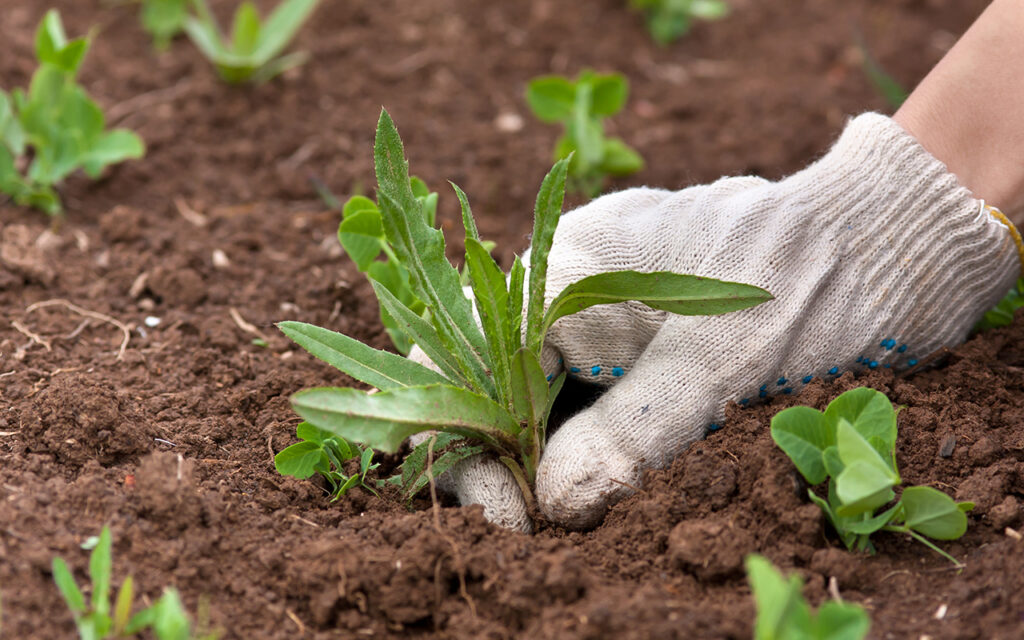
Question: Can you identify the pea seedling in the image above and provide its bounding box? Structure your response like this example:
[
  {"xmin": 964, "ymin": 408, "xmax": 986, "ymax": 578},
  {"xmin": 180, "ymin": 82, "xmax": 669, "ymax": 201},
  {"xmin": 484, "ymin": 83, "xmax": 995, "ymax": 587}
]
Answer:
[
  {"xmin": 185, "ymin": 0, "xmax": 321, "ymax": 84},
  {"xmin": 628, "ymin": 0, "xmax": 729, "ymax": 45},
  {"xmin": 279, "ymin": 109, "xmax": 771, "ymax": 518},
  {"xmin": 0, "ymin": 11, "xmax": 145, "ymax": 216},
  {"xmin": 771, "ymin": 387, "xmax": 974, "ymax": 565},
  {"xmin": 274, "ymin": 421, "xmax": 380, "ymax": 500},
  {"xmin": 974, "ymin": 277, "xmax": 1024, "ymax": 331},
  {"xmin": 526, "ymin": 70, "xmax": 644, "ymax": 197},
  {"xmin": 140, "ymin": 0, "xmax": 189, "ymax": 50},
  {"xmin": 52, "ymin": 526, "xmax": 219, "ymax": 639},
  {"xmin": 746, "ymin": 554, "xmax": 870, "ymax": 640}
]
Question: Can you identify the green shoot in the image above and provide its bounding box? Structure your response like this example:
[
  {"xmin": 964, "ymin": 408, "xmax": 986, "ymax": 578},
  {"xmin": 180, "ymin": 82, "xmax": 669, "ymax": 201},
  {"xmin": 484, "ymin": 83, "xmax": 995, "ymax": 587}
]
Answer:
[
  {"xmin": 140, "ymin": 0, "xmax": 189, "ymax": 50},
  {"xmin": 0, "ymin": 10, "xmax": 145, "ymax": 216},
  {"xmin": 184, "ymin": 0, "xmax": 321, "ymax": 84},
  {"xmin": 52, "ymin": 525, "xmax": 220, "ymax": 639},
  {"xmin": 279, "ymin": 110, "xmax": 771, "ymax": 519},
  {"xmin": 746, "ymin": 554, "xmax": 870, "ymax": 640},
  {"xmin": 628, "ymin": 0, "xmax": 729, "ymax": 45},
  {"xmin": 974, "ymin": 277, "xmax": 1024, "ymax": 331},
  {"xmin": 274, "ymin": 421, "xmax": 380, "ymax": 500},
  {"xmin": 525, "ymin": 70, "xmax": 644, "ymax": 197},
  {"xmin": 771, "ymin": 387, "xmax": 974, "ymax": 565},
  {"xmin": 855, "ymin": 36, "xmax": 908, "ymax": 109}
]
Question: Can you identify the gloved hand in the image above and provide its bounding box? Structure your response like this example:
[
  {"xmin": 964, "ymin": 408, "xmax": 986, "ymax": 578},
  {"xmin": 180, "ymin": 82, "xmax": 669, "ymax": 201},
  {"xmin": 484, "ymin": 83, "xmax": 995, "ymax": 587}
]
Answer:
[{"xmin": 417, "ymin": 113, "xmax": 1022, "ymax": 532}]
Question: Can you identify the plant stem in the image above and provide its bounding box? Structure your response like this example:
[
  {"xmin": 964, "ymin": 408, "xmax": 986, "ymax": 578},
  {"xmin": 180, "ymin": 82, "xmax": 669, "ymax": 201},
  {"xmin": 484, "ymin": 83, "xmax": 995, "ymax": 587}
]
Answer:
[{"xmin": 883, "ymin": 526, "xmax": 963, "ymax": 567}]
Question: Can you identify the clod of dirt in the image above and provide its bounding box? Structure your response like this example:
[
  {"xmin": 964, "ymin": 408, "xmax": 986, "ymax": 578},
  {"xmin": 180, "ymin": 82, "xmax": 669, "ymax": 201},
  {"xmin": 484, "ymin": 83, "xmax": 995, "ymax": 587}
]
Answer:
[
  {"xmin": 809, "ymin": 547, "xmax": 877, "ymax": 591},
  {"xmin": 134, "ymin": 451, "xmax": 204, "ymax": 531},
  {"xmin": 988, "ymin": 495, "xmax": 1021, "ymax": 529},
  {"xmin": 668, "ymin": 517, "xmax": 753, "ymax": 580},
  {"xmin": 98, "ymin": 205, "xmax": 146, "ymax": 243},
  {"xmin": 149, "ymin": 265, "xmax": 207, "ymax": 307},
  {"xmin": 23, "ymin": 373, "xmax": 151, "ymax": 468},
  {"xmin": 0, "ymin": 223, "xmax": 56, "ymax": 286}
]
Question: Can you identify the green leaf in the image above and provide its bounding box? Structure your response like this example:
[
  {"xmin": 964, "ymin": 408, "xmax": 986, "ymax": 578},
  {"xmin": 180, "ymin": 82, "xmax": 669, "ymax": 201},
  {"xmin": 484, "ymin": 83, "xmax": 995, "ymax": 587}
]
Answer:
[
  {"xmin": 230, "ymin": 2, "xmax": 262, "ymax": 56},
  {"xmin": 183, "ymin": 13, "xmax": 230, "ymax": 65},
  {"xmin": 599, "ymin": 138, "xmax": 644, "ymax": 176},
  {"xmin": 589, "ymin": 73, "xmax": 628, "ymax": 117},
  {"xmin": 507, "ymin": 255, "xmax": 526, "ymax": 352},
  {"xmin": 400, "ymin": 435, "xmax": 485, "ymax": 499},
  {"xmin": 690, "ymin": 0, "xmax": 730, "ymax": 20},
  {"xmin": 36, "ymin": 10, "xmax": 69, "ymax": 67},
  {"xmin": 770, "ymin": 405, "xmax": 831, "ymax": 484},
  {"xmin": 142, "ymin": 0, "xmax": 189, "ymax": 49},
  {"xmin": 338, "ymin": 209, "xmax": 385, "ymax": 271},
  {"xmin": 0, "ymin": 91, "xmax": 26, "ymax": 155},
  {"xmin": 274, "ymin": 441, "xmax": 326, "ymax": 479},
  {"xmin": 841, "ymin": 502, "xmax": 902, "ymax": 535},
  {"xmin": 824, "ymin": 387, "xmax": 898, "ymax": 465},
  {"xmin": 745, "ymin": 554, "xmax": 812, "ymax": 640},
  {"xmin": 465, "ymin": 236, "xmax": 513, "ymax": 406},
  {"xmin": 253, "ymin": 0, "xmax": 321, "ymax": 62},
  {"xmin": 369, "ymin": 281, "xmax": 468, "ymax": 387},
  {"xmin": 809, "ymin": 487, "xmax": 858, "ymax": 551},
  {"xmin": 901, "ymin": 486, "xmax": 970, "ymax": 540},
  {"xmin": 525, "ymin": 156, "xmax": 571, "ymax": 354},
  {"xmin": 343, "ymin": 195, "xmax": 377, "ymax": 218},
  {"xmin": 112, "ymin": 575, "xmax": 134, "ymax": 634},
  {"xmin": 89, "ymin": 526, "xmax": 112, "ymax": 617},
  {"xmin": 510, "ymin": 348, "xmax": 549, "ymax": 428},
  {"xmin": 52, "ymin": 557, "xmax": 86, "ymax": 614},
  {"xmin": 291, "ymin": 385, "xmax": 522, "ymax": 454},
  {"xmin": 813, "ymin": 601, "xmax": 870, "ymax": 640},
  {"xmin": 81, "ymin": 129, "xmax": 145, "ymax": 178},
  {"xmin": 525, "ymin": 76, "xmax": 576, "ymax": 123},
  {"xmin": 249, "ymin": 50, "xmax": 309, "ymax": 84},
  {"xmin": 277, "ymin": 320, "xmax": 451, "ymax": 390},
  {"xmin": 834, "ymin": 420, "xmax": 899, "ymax": 516},
  {"xmin": 151, "ymin": 588, "xmax": 191, "ymax": 640},
  {"xmin": 542, "ymin": 271, "xmax": 773, "ymax": 340}
]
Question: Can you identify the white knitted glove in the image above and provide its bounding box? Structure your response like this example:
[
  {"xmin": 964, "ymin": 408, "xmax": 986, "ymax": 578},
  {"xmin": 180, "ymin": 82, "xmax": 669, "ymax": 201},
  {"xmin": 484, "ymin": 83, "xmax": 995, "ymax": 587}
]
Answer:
[{"xmin": 420, "ymin": 113, "xmax": 1021, "ymax": 532}]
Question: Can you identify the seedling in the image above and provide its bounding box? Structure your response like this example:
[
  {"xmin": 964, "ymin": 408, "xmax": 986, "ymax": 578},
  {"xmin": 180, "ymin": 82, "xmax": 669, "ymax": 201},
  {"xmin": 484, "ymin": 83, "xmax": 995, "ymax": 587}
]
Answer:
[
  {"xmin": 184, "ymin": 0, "xmax": 321, "ymax": 84},
  {"xmin": 52, "ymin": 526, "xmax": 219, "ymax": 639},
  {"xmin": 746, "ymin": 554, "xmax": 870, "ymax": 640},
  {"xmin": 975, "ymin": 277, "xmax": 1024, "ymax": 331},
  {"xmin": 856, "ymin": 36, "xmax": 908, "ymax": 109},
  {"xmin": 771, "ymin": 387, "xmax": 974, "ymax": 565},
  {"xmin": 274, "ymin": 421, "xmax": 380, "ymax": 500},
  {"xmin": 526, "ymin": 70, "xmax": 644, "ymax": 197},
  {"xmin": 278, "ymin": 109, "xmax": 771, "ymax": 518},
  {"xmin": 0, "ymin": 11, "xmax": 145, "ymax": 216},
  {"xmin": 628, "ymin": 0, "xmax": 729, "ymax": 45},
  {"xmin": 140, "ymin": 0, "xmax": 189, "ymax": 50}
]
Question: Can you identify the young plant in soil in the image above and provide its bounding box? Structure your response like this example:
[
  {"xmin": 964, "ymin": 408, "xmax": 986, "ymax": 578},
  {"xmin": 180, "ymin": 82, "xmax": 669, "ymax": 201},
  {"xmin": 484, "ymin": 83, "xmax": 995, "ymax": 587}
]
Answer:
[
  {"xmin": 274, "ymin": 421, "xmax": 380, "ymax": 500},
  {"xmin": 139, "ymin": 0, "xmax": 189, "ymax": 50},
  {"xmin": 746, "ymin": 554, "xmax": 870, "ymax": 640},
  {"xmin": 628, "ymin": 0, "xmax": 729, "ymax": 45},
  {"xmin": 185, "ymin": 0, "xmax": 321, "ymax": 84},
  {"xmin": 526, "ymin": 70, "xmax": 644, "ymax": 197},
  {"xmin": 974, "ymin": 277, "xmax": 1024, "ymax": 331},
  {"xmin": 278, "ymin": 109, "xmax": 771, "ymax": 517},
  {"xmin": 0, "ymin": 11, "xmax": 145, "ymax": 216},
  {"xmin": 771, "ymin": 387, "xmax": 974, "ymax": 565},
  {"xmin": 52, "ymin": 526, "xmax": 220, "ymax": 639}
]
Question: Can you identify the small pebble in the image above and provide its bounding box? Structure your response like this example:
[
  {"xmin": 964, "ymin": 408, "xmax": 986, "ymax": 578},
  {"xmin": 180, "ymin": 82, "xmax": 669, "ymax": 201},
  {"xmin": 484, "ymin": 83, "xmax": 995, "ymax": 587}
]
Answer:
[
  {"xmin": 144, "ymin": 316, "xmax": 161, "ymax": 328},
  {"xmin": 939, "ymin": 433, "xmax": 957, "ymax": 458}
]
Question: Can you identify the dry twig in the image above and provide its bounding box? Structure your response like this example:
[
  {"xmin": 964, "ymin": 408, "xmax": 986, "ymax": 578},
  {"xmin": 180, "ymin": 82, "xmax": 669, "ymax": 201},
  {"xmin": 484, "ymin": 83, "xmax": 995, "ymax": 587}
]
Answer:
[{"xmin": 25, "ymin": 299, "xmax": 131, "ymax": 360}]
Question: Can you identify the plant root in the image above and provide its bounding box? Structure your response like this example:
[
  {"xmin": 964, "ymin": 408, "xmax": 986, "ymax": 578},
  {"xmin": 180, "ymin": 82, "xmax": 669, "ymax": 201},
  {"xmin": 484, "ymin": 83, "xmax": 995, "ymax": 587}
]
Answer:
[{"xmin": 25, "ymin": 298, "xmax": 131, "ymax": 360}]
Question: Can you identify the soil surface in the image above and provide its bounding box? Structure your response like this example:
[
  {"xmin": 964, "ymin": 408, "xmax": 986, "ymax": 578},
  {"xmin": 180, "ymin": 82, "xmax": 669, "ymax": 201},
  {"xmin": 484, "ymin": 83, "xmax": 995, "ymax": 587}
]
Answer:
[{"xmin": 3, "ymin": 0, "xmax": 1021, "ymax": 638}]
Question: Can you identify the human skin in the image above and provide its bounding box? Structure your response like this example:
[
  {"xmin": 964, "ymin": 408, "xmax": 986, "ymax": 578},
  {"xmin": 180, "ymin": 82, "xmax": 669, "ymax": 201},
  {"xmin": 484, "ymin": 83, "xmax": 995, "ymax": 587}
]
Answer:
[{"xmin": 894, "ymin": 0, "xmax": 1024, "ymax": 218}]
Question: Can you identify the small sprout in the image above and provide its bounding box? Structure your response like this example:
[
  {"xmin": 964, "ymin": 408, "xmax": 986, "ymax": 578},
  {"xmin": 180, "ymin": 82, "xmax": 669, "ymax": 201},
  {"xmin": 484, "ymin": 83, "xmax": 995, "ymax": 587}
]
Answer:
[
  {"xmin": 629, "ymin": 0, "xmax": 729, "ymax": 45},
  {"xmin": 526, "ymin": 70, "xmax": 644, "ymax": 197},
  {"xmin": 52, "ymin": 525, "xmax": 221, "ymax": 639},
  {"xmin": 251, "ymin": 338, "xmax": 268, "ymax": 348},
  {"xmin": 184, "ymin": 0, "xmax": 321, "ymax": 84},
  {"xmin": 746, "ymin": 554, "xmax": 870, "ymax": 640},
  {"xmin": 856, "ymin": 35, "xmax": 908, "ymax": 109},
  {"xmin": 140, "ymin": 0, "xmax": 190, "ymax": 50},
  {"xmin": 274, "ymin": 422, "xmax": 380, "ymax": 500},
  {"xmin": 771, "ymin": 387, "xmax": 974, "ymax": 565},
  {"xmin": 279, "ymin": 110, "xmax": 771, "ymax": 519},
  {"xmin": 0, "ymin": 10, "xmax": 145, "ymax": 216}
]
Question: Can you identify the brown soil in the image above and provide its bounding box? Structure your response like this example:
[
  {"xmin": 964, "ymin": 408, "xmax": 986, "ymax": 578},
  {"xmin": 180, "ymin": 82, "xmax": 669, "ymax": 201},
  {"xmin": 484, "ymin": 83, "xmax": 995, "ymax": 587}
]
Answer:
[{"xmin": 3, "ymin": 0, "xmax": 1021, "ymax": 638}]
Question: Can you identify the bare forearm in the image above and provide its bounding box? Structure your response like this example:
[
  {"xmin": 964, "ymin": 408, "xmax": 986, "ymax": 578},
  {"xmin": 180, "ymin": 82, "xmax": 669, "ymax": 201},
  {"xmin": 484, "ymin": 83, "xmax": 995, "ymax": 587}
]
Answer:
[{"xmin": 894, "ymin": 0, "xmax": 1024, "ymax": 214}]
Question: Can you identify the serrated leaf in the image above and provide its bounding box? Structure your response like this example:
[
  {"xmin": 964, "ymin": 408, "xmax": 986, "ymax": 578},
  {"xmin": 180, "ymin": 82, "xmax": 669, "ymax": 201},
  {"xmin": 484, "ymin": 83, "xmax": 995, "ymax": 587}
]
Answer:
[
  {"xmin": 542, "ymin": 271, "xmax": 772, "ymax": 342},
  {"xmin": 373, "ymin": 110, "xmax": 493, "ymax": 395},
  {"xmin": 770, "ymin": 405, "xmax": 831, "ymax": 485},
  {"xmin": 291, "ymin": 385, "xmax": 522, "ymax": 453},
  {"xmin": 278, "ymin": 320, "xmax": 450, "ymax": 390},
  {"xmin": 370, "ymin": 280, "xmax": 468, "ymax": 386},
  {"xmin": 901, "ymin": 486, "xmax": 970, "ymax": 540},
  {"xmin": 525, "ymin": 156, "xmax": 570, "ymax": 354}
]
